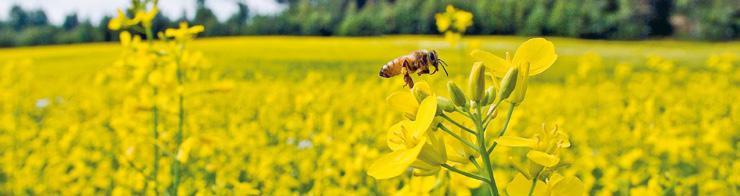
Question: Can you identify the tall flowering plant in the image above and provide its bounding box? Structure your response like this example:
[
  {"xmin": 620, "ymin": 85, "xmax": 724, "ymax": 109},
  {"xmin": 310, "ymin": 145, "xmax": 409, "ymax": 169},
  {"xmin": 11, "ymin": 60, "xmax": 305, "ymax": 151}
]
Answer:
[{"xmin": 368, "ymin": 38, "xmax": 584, "ymax": 196}]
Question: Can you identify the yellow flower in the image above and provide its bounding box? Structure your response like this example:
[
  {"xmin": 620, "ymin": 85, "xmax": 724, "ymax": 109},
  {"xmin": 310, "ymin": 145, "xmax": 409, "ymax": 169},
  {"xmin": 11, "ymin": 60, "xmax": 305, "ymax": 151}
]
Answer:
[
  {"xmin": 387, "ymin": 81, "xmax": 434, "ymax": 120},
  {"xmin": 165, "ymin": 22, "xmax": 205, "ymax": 41},
  {"xmin": 435, "ymin": 5, "xmax": 473, "ymax": 46},
  {"xmin": 137, "ymin": 7, "xmax": 158, "ymax": 28},
  {"xmin": 452, "ymin": 8, "xmax": 473, "ymax": 32},
  {"xmin": 506, "ymin": 173, "xmax": 584, "ymax": 196},
  {"xmin": 368, "ymin": 97, "xmax": 446, "ymax": 179},
  {"xmin": 108, "ymin": 9, "xmax": 127, "ymax": 30},
  {"xmin": 495, "ymin": 125, "xmax": 569, "ymax": 171},
  {"xmin": 471, "ymin": 38, "xmax": 556, "ymax": 104},
  {"xmin": 395, "ymin": 175, "xmax": 436, "ymax": 196},
  {"xmin": 448, "ymin": 165, "xmax": 481, "ymax": 196},
  {"xmin": 435, "ymin": 15, "xmax": 450, "ymax": 33}
]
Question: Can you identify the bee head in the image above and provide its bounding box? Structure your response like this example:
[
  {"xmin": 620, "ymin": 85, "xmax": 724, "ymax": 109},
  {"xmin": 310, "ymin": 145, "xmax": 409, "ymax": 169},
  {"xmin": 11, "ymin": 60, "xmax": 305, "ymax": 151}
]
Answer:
[{"xmin": 429, "ymin": 50, "xmax": 438, "ymax": 62}]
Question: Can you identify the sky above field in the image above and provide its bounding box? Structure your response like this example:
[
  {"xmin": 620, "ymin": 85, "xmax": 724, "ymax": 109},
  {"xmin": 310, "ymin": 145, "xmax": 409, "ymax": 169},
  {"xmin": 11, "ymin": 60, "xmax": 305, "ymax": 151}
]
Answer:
[{"xmin": 0, "ymin": 0, "xmax": 286, "ymax": 25}]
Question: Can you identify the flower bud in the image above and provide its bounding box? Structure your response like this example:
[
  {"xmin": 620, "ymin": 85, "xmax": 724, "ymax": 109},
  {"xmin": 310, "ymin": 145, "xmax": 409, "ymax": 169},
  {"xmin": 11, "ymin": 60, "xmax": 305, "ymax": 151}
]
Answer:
[
  {"xmin": 412, "ymin": 81, "xmax": 432, "ymax": 102},
  {"xmin": 468, "ymin": 62, "xmax": 486, "ymax": 103},
  {"xmin": 510, "ymin": 63, "xmax": 530, "ymax": 105},
  {"xmin": 482, "ymin": 86, "xmax": 496, "ymax": 105},
  {"xmin": 497, "ymin": 66, "xmax": 518, "ymax": 102},
  {"xmin": 447, "ymin": 81, "xmax": 467, "ymax": 108},
  {"xmin": 437, "ymin": 96, "xmax": 455, "ymax": 113}
]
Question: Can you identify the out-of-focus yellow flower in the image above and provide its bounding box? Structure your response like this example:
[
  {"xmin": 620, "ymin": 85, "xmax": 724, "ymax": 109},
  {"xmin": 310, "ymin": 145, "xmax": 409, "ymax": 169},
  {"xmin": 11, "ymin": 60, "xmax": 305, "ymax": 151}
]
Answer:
[
  {"xmin": 165, "ymin": 22, "xmax": 205, "ymax": 41},
  {"xmin": 706, "ymin": 52, "xmax": 736, "ymax": 72},
  {"xmin": 646, "ymin": 55, "xmax": 674, "ymax": 73},
  {"xmin": 368, "ymin": 97, "xmax": 446, "ymax": 179},
  {"xmin": 435, "ymin": 5, "xmax": 473, "ymax": 46},
  {"xmin": 136, "ymin": 7, "xmax": 158, "ymax": 28},
  {"xmin": 448, "ymin": 165, "xmax": 481, "ymax": 196},
  {"xmin": 506, "ymin": 173, "xmax": 584, "ymax": 196},
  {"xmin": 395, "ymin": 175, "xmax": 436, "ymax": 196},
  {"xmin": 108, "ymin": 9, "xmax": 127, "ymax": 30}
]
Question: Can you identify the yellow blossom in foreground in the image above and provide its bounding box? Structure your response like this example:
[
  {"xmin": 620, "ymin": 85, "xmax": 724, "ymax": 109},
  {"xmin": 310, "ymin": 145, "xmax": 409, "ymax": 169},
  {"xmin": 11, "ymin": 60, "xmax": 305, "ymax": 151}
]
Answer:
[
  {"xmin": 471, "ymin": 38, "xmax": 556, "ymax": 104},
  {"xmin": 368, "ymin": 96, "xmax": 446, "ymax": 179},
  {"xmin": 496, "ymin": 125, "xmax": 570, "ymax": 170}
]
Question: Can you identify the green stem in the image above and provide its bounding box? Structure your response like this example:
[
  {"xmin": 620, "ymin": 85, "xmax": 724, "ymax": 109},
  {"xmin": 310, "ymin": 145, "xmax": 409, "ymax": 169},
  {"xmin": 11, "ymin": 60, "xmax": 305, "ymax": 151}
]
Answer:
[
  {"xmin": 488, "ymin": 105, "xmax": 515, "ymax": 155},
  {"xmin": 469, "ymin": 156, "xmax": 482, "ymax": 171},
  {"xmin": 438, "ymin": 125, "xmax": 477, "ymax": 150},
  {"xmin": 475, "ymin": 118, "xmax": 499, "ymax": 196},
  {"xmin": 528, "ymin": 172, "xmax": 541, "ymax": 196},
  {"xmin": 440, "ymin": 114, "xmax": 476, "ymax": 134},
  {"xmin": 441, "ymin": 164, "xmax": 490, "ymax": 184}
]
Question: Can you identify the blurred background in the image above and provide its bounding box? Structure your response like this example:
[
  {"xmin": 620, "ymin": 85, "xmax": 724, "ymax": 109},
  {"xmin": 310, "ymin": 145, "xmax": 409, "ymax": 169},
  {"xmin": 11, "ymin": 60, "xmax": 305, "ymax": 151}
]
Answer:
[
  {"xmin": 0, "ymin": 0, "xmax": 738, "ymax": 195},
  {"xmin": 0, "ymin": 0, "xmax": 738, "ymax": 47}
]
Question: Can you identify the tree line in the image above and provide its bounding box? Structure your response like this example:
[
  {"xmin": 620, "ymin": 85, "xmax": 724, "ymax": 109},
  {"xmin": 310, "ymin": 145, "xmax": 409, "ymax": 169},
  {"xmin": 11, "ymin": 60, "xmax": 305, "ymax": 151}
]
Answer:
[{"xmin": 0, "ymin": 0, "xmax": 737, "ymax": 47}]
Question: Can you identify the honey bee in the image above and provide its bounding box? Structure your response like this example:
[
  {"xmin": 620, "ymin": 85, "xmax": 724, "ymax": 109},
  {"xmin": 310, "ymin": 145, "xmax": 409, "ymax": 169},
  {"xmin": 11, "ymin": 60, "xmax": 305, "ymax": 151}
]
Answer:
[{"xmin": 379, "ymin": 50, "xmax": 448, "ymax": 88}]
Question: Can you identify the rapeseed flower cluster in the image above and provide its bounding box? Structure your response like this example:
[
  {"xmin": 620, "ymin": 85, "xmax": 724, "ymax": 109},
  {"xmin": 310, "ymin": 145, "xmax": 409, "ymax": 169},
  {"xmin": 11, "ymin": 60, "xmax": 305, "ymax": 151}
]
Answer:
[{"xmin": 436, "ymin": 5, "xmax": 473, "ymax": 46}]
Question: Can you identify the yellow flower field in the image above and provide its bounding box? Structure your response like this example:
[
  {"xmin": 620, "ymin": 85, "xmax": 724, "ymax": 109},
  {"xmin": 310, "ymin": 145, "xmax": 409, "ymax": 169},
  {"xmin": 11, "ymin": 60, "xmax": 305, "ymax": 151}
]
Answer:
[{"xmin": 1, "ymin": 35, "xmax": 738, "ymax": 195}]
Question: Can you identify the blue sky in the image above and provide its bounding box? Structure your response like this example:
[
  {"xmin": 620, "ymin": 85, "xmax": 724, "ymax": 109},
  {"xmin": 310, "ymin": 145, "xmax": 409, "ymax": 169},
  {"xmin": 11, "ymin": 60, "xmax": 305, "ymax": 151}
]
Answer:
[{"xmin": 0, "ymin": 0, "xmax": 286, "ymax": 25}]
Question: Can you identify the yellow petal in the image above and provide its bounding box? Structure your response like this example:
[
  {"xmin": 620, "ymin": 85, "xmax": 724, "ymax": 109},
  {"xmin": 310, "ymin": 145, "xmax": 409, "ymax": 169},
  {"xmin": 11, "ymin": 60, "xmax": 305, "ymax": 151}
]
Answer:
[
  {"xmin": 146, "ymin": 7, "xmax": 159, "ymax": 19},
  {"xmin": 435, "ymin": 14, "xmax": 450, "ymax": 32},
  {"xmin": 368, "ymin": 137, "xmax": 427, "ymax": 180},
  {"xmin": 417, "ymin": 130, "xmax": 446, "ymax": 165},
  {"xmin": 512, "ymin": 38, "xmax": 557, "ymax": 76},
  {"xmin": 386, "ymin": 120, "xmax": 412, "ymax": 151},
  {"xmin": 506, "ymin": 173, "xmax": 547, "ymax": 196},
  {"xmin": 119, "ymin": 31, "xmax": 131, "ymax": 46},
  {"xmin": 550, "ymin": 176, "xmax": 585, "ymax": 196},
  {"xmin": 412, "ymin": 96, "xmax": 437, "ymax": 138},
  {"xmin": 412, "ymin": 81, "xmax": 432, "ymax": 102},
  {"xmin": 527, "ymin": 150, "xmax": 560, "ymax": 167},
  {"xmin": 471, "ymin": 49, "xmax": 510, "ymax": 77},
  {"xmin": 510, "ymin": 63, "xmax": 530, "ymax": 104},
  {"xmin": 446, "ymin": 5, "xmax": 455, "ymax": 13},
  {"xmin": 189, "ymin": 25, "xmax": 205, "ymax": 34},
  {"xmin": 495, "ymin": 136, "xmax": 537, "ymax": 148},
  {"xmin": 387, "ymin": 91, "xmax": 419, "ymax": 119},
  {"xmin": 409, "ymin": 176, "xmax": 437, "ymax": 192}
]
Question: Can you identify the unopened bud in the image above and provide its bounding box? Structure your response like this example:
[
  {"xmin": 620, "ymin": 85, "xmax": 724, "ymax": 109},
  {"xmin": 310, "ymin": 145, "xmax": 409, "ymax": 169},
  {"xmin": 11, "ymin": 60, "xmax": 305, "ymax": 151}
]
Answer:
[
  {"xmin": 468, "ymin": 62, "xmax": 486, "ymax": 103},
  {"xmin": 447, "ymin": 81, "xmax": 467, "ymax": 108},
  {"xmin": 497, "ymin": 66, "xmax": 518, "ymax": 102},
  {"xmin": 412, "ymin": 81, "xmax": 432, "ymax": 102},
  {"xmin": 482, "ymin": 86, "xmax": 496, "ymax": 105},
  {"xmin": 511, "ymin": 63, "xmax": 530, "ymax": 105},
  {"xmin": 437, "ymin": 96, "xmax": 455, "ymax": 113}
]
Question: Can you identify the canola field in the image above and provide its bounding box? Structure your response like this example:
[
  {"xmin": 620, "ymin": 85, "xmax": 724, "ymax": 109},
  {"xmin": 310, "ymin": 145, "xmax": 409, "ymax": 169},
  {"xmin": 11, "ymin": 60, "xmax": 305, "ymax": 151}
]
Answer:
[{"xmin": 1, "ymin": 36, "xmax": 738, "ymax": 195}]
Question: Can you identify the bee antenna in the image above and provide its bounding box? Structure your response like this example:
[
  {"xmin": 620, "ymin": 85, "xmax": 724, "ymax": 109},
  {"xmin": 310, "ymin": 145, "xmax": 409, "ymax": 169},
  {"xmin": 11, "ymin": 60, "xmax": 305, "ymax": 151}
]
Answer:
[{"xmin": 439, "ymin": 59, "xmax": 449, "ymax": 76}]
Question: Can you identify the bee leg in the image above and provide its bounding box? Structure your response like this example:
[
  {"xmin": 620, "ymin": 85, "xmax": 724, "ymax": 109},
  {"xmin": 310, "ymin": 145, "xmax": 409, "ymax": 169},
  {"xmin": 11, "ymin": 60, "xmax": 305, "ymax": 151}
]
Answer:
[
  {"xmin": 403, "ymin": 73, "xmax": 414, "ymax": 88},
  {"xmin": 417, "ymin": 68, "xmax": 429, "ymax": 76}
]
